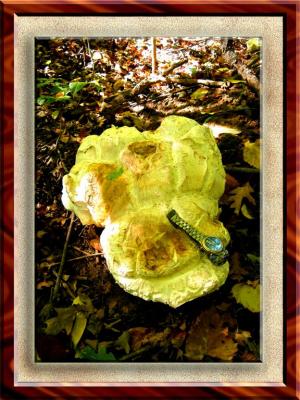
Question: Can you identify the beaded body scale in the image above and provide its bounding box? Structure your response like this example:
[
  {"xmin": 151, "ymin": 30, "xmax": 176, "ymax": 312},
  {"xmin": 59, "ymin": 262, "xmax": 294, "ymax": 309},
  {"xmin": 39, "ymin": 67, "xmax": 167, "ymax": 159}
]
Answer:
[{"xmin": 167, "ymin": 209, "xmax": 229, "ymax": 266}]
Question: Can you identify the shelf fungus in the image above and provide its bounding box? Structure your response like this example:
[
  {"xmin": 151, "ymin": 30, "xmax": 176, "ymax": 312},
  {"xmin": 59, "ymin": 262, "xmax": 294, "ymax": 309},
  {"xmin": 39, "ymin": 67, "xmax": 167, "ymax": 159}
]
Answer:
[{"xmin": 62, "ymin": 116, "xmax": 230, "ymax": 308}]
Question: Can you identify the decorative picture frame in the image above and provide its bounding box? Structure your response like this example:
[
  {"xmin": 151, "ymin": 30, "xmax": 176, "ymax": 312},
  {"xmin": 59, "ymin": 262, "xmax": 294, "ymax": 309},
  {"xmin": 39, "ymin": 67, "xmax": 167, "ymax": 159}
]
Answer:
[{"xmin": 1, "ymin": 1, "xmax": 299, "ymax": 398}]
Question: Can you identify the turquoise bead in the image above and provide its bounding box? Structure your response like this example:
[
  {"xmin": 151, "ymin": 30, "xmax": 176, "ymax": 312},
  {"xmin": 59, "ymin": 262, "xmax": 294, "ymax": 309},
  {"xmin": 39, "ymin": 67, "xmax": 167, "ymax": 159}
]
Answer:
[{"xmin": 204, "ymin": 236, "xmax": 223, "ymax": 252}]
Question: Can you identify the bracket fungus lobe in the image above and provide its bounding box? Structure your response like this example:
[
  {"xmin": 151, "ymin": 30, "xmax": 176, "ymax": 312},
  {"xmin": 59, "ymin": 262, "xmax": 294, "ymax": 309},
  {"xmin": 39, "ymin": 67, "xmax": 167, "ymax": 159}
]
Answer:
[{"xmin": 62, "ymin": 116, "xmax": 230, "ymax": 308}]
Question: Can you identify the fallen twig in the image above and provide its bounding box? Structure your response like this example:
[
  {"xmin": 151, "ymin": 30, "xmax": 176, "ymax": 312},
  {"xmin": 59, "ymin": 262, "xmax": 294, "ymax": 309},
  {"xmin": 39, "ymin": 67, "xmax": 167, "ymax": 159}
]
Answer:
[
  {"xmin": 225, "ymin": 166, "xmax": 259, "ymax": 174},
  {"xmin": 162, "ymin": 58, "xmax": 188, "ymax": 76},
  {"xmin": 49, "ymin": 252, "xmax": 103, "ymax": 268},
  {"xmin": 166, "ymin": 77, "xmax": 227, "ymax": 87},
  {"xmin": 51, "ymin": 212, "xmax": 75, "ymax": 303},
  {"xmin": 119, "ymin": 345, "xmax": 152, "ymax": 361}
]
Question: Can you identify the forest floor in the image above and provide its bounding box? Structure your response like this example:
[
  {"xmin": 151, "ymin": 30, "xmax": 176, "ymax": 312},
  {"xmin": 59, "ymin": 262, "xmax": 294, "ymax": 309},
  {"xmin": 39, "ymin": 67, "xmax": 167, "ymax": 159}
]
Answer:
[{"xmin": 35, "ymin": 37, "xmax": 261, "ymax": 362}]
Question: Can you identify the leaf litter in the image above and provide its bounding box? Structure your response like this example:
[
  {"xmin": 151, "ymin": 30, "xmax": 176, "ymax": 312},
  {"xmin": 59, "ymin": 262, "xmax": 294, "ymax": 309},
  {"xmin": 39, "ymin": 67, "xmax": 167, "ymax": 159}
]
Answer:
[{"xmin": 35, "ymin": 37, "xmax": 261, "ymax": 362}]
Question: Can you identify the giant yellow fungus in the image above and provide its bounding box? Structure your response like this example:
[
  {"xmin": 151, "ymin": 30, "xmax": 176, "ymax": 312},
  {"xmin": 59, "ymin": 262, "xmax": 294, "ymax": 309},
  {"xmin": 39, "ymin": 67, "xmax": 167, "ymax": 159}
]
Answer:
[{"xmin": 62, "ymin": 116, "xmax": 230, "ymax": 307}]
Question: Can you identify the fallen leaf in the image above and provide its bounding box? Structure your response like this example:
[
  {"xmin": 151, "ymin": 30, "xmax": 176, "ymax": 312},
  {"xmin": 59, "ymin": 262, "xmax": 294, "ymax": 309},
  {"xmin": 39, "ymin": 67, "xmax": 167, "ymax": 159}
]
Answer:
[
  {"xmin": 241, "ymin": 203, "xmax": 254, "ymax": 219},
  {"xmin": 207, "ymin": 331, "xmax": 238, "ymax": 361},
  {"xmin": 229, "ymin": 252, "xmax": 248, "ymax": 281},
  {"xmin": 37, "ymin": 280, "xmax": 54, "ymax": 289},
  {"xmin": 185, "ymin": 308, "xmax": 238, "ymax": 361},
  {"xmin": 235, "ymin": 330, "xmax": 251, "ymax": 344},
  {"xmin": 170, "ymin": 331, "xmax": 187, "ymax": 348},
  {"xmin": 129, "ymin": 327, "xmax": 170, "ymax": 352},
  {"xmin": 191, "ymin": 88, "xmax": 208, "ymax": 100},
  {"xmin": 246, "ymin": 279, "xmax": 260, "ymax": 288},
  {"xmin": 71, "ymin": 311, "xmax": 87, "ymax": 348},
  {"xmin": 243, "ymin": 139, "xmax": 260, "ymax": 169},
  {"xmin": 228, "ymin": 182, "xmax": 256, "ymax": 214},
  {"xmin": 205, "ymin": 122, "xmax": 241, "ymax": 138},
  {"xmin": 225, "ymin": 173, "xmax": 240, "ymax": 192},
  {"xmin": 232, "ymin": 282, "xmax": 260, "ymax": 312},
  {"xmin": 36, "ymin": 230, "xmax": 47, "ymax": 239},
  {"xmin": 90, "ymin": 238, "xmax": 102, "ymax": 252},
  {"xmin": 73, "ymin": 293, "xmax": 95, "ymax": 313},
  {"xmin": 240, "ymin": 351, "xmax": 257, "ymax": 361},
  {"xmin": 246, "ymin": 38, "xmax": 261, "ymax": 52},
  {"xmin": 115, "ymin": 331, "xmax": 131, "ymax": 354},
  {"xmin": 75, "ymin": 345, "xmax": 116, "ymax": 361},
  {"xmin": 69, "ymin": 81, "xmax": 88, "ymax": 95},
  {"xmin": 45, "ymin": 307, "xmax": 76, "ymax": 336},
  {"xmin": 85, "ymin": 339, "xmax": 98, "ymax": 350}
]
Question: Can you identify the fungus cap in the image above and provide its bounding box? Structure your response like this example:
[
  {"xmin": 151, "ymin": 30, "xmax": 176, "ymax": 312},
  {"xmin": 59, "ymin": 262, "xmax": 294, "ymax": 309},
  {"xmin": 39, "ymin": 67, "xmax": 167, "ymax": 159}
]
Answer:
[{"xmin": 62, "ymin": 116, "xmax": 230, "ymax": 307}]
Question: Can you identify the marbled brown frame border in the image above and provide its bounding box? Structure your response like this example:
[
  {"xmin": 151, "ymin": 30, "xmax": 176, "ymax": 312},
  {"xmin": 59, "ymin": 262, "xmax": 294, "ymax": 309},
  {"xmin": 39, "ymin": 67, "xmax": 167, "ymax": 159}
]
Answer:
[
  {"xmin": 15, "ymin": 15, "xmax": 282, "ymax": 385},
  {"xmin": 1, "ymin": 2, "xmax": 298, "ymax": 399}
]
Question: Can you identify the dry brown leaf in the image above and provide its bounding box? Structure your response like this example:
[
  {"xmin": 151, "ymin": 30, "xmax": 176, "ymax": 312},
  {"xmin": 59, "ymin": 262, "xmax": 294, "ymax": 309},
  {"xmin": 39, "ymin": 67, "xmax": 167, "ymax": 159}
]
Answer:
[
  {"xmin": 206, "ymin": 330, "xmax": 238, "ymax": 361},
  {"xmin": 128, "ymin": 327, "xmax": 170, "ymax": 352},
  {"xmin": 37, "ymin": 280, "xmax": 54, "ymax": 289},
  {"xmin": 90, "ymin": 238, "xmax": 102, "ymax": 252},
  {"xmin": 246, "ymin": 279, "xmax": 260, "ymax": 288},
  {"xmin": 228, "ymin": 182, "xmax": 256, "ymax": 215},
  {"xmin": 225, "ymin": 173, "xmax": 240, "ymax": 191},
  {"xmin": 240, "ymin": 351, "xmax": 257, "ymax": 361},
  {"xmin": 185, "ymin": 308, "xmax": 238, "ymax": 361},
  {"xmin": 229, "ymin": 252, "xmax": 248, "ymax": 281}
]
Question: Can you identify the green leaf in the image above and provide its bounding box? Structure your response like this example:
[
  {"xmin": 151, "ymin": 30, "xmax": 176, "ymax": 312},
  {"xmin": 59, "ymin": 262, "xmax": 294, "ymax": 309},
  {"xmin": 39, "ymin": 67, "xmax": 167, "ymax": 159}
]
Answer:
[
  {"xmin": 246, "ymin": 253, "xmax": 260, "ymax": 266},
  {"xmin": 76, "ymin": 345, "xmax": 116, "ymax": 361},
  {"xmin": 37, "ymin": 78, "xmax": 57, "ymax": 88},
  {"xmin": 91, "ymin": 80, "xmax": 103, "ymax": 92},
  {"xmin": 69, "ymin": 81, "xmax": 88, "ymax": 95},
  {"xmin": 37, "ymin": 95, "xmax": 71, "ymax": 105},
  {"xmin": 37, "ymin": 96, "xmax": 46, "ymax": 105},
  {"xmin": 71, "ymin": 311, "xmax": 87, "ymax": 348},
  {"xmin": 232, "ymin": 282, "xmax": 260, "ymax": 313},
  {"xmin": 106, "ymin": 166, "xmax": 124, "ymax": 181}
]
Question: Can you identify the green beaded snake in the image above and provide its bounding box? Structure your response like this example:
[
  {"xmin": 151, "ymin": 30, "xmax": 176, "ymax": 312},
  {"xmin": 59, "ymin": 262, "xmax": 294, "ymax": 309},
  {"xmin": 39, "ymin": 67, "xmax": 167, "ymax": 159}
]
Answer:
[{"xmin": 167, "ymin": 209, "xmax": 228, "ymax": 266}]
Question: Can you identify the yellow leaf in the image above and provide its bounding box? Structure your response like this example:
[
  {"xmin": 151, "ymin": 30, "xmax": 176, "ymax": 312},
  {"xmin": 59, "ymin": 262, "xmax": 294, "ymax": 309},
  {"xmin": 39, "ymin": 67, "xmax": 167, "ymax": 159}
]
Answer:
[
  {"xmin": 45, "ymin": 307, "xmax": 76, "ymax": 336},
  {"xmin": 243, "ymin": 140, "xmax": 260, "ymax": 169},
  {"xmin": 246, "ymin": 38, "xmax": 261, "ymax": 52},
  {"xmin": 228, "ymin": 182, "xmax": 256, "ymax": 214},
  {"xmin": 235, "ymin": 330, "xmax": 251, "ymax": 344},
  {"xmin": 72, "ymin": 311, "xmax": 87, "ymax": 348},
  {"xmin": 55, "ymin": 91, "xmax": 65, "ymax": 98},
  {"xmin": 241, "ymin": 203, "xmax": 254, "ymax": 219},
  {"xmin": 191, "ymin": 88, "xmax": 208, "ymax": 100},
  {"xmin": 232, "ymin": 282, "xmax": 260, "ymax": 312},
  {"xmin": 73, "ymin": 294, "xmax": 95, "ymax": 313}
]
